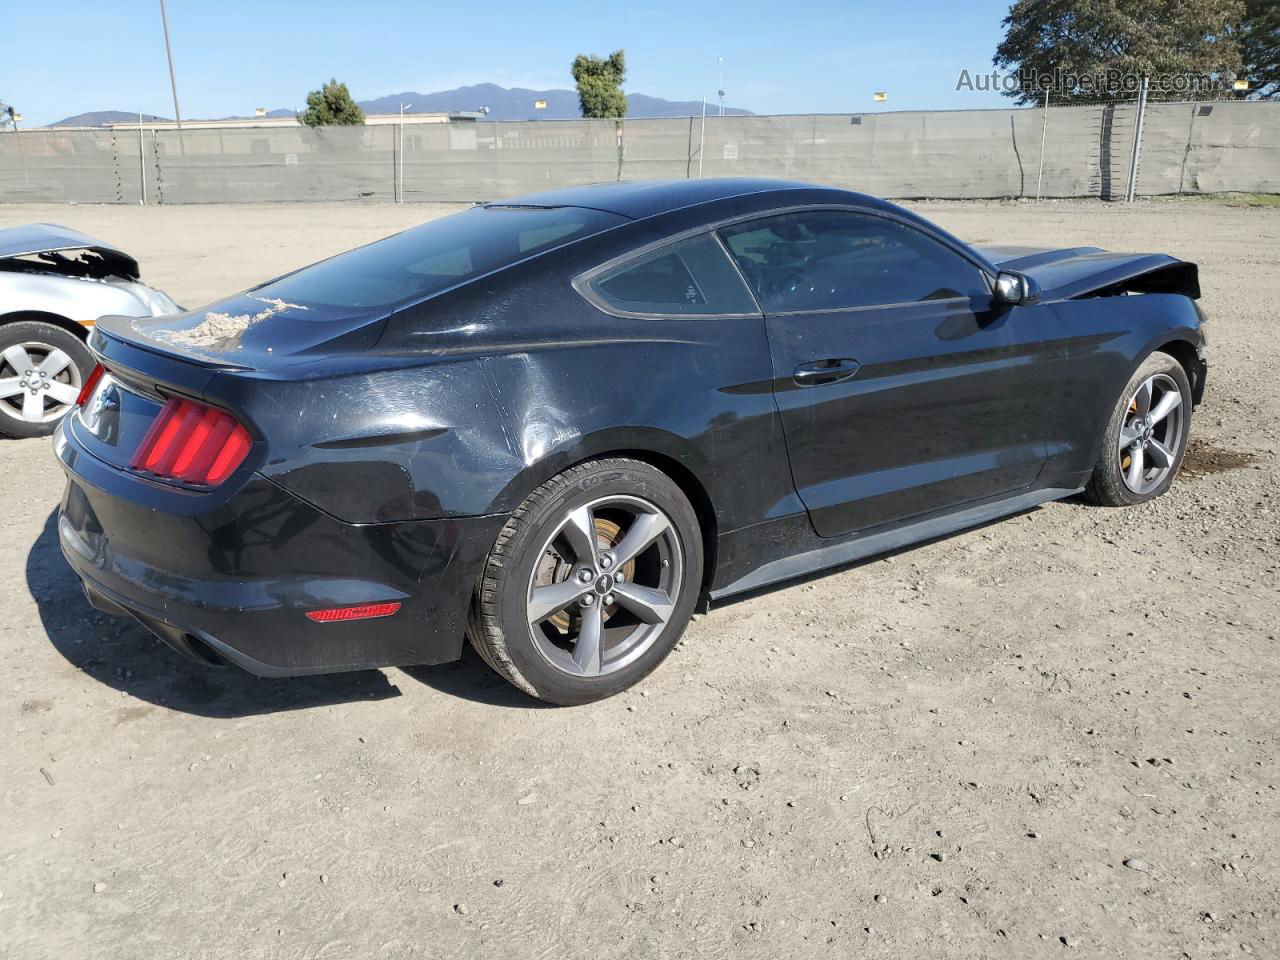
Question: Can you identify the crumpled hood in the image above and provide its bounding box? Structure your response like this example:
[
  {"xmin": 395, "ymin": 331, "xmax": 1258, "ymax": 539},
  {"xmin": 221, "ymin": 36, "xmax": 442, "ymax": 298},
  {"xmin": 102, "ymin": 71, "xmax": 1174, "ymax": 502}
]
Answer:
[
  {"xmin": 0, "ymin": 223, "xmax": 140, "ymax": 280},
  {"xmin": 974, "ymin": 245, "xmax": 1199, "ymax": 300}
]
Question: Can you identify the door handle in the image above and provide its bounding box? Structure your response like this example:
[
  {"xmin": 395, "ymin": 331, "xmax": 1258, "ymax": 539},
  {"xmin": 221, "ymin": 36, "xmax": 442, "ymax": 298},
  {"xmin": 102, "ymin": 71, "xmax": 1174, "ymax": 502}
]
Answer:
[{"xmin": 793, "ymin": 358, "xmax": 861, "ymax": 386}]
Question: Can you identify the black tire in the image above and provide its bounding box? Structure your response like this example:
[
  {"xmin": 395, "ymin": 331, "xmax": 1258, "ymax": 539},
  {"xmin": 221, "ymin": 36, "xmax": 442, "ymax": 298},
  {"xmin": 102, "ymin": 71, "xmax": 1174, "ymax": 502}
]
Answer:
[
  {"xmin": 1085, "ymin": 351, "xmax": 1192, "ymax": 507},
  {"xmin": 466, "ymin": 458, "xmax": 704, "ymax": 705},
  {"xmin": 0, "ymin": 320, "xmax": 94, "ymax": 439}
]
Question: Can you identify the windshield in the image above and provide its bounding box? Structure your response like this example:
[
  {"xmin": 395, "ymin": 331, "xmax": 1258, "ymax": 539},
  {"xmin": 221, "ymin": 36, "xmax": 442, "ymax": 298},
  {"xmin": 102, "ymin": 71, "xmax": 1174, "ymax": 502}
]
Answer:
[{"xmin": 252, "ymin": 205, "xmax": 626, "ymax": 310}]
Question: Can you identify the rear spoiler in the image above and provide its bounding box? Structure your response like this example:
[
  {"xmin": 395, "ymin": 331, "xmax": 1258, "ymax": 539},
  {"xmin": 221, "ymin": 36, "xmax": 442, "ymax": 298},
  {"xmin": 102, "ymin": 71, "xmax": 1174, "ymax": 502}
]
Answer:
[{"xmin": 92, "ymin": 314, "xmax": 253, "ymax": 372}]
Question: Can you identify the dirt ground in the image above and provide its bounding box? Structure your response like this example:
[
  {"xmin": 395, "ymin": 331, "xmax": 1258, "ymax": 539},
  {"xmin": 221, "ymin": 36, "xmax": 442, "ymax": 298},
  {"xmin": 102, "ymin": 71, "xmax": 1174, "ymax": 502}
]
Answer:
[{"xmin": 1, "ymin": 197, "xmax": 1277, "ymax": 960}]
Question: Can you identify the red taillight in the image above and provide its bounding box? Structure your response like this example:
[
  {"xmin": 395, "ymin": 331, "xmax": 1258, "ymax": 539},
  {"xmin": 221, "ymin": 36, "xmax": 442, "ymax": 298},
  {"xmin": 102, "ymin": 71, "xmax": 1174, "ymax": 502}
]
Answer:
[
  {"xmin": 305, "ymin": 602, "xmax": 401, "ymax": 623},
  {"xmin": 76, "ymin": 364, "xmax": 106, "ymax": 406},
  {"xmin": 130, "ymin": 397, "xmax": 252, "ymax": 487}
]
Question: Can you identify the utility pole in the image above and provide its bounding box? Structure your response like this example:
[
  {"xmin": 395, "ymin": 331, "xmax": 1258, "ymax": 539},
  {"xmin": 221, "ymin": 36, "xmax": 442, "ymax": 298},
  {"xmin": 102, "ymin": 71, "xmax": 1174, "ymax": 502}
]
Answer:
[{"xmin": 159, "ymin": 0, "xmax": 182, "ymax": 127}]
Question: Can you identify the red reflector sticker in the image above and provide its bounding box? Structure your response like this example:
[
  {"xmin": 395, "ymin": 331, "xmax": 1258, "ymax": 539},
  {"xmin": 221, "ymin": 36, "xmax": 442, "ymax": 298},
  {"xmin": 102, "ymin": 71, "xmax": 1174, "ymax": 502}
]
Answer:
[
  {"xmin": 76, "ymin": 364, "xmax": 106, "ymax": 406},
  {"xmin": 305, "ymin": 602, "xmax": 402, "ymax": 623}
]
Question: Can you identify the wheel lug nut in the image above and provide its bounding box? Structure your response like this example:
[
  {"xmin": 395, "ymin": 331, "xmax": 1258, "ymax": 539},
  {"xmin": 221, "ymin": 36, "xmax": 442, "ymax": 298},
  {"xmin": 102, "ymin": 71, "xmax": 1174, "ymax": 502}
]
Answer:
[
  {"xmin": 613, "ymin": 571, "xmax": 624, "ymax": 584},
  {"xmin": 580, "ymin": 594, "xmax": 594, "ymax": 607},
  {"xmin": 599, "ymin": 555, "xmax": 612, "ymax": 569},
  {"xmin": 603, "ymin": 593, "xmax": 614, "ymax": 605},
  {"xmin": 577, "ymin": 569, "xmax": 593, "ymax": 583}
]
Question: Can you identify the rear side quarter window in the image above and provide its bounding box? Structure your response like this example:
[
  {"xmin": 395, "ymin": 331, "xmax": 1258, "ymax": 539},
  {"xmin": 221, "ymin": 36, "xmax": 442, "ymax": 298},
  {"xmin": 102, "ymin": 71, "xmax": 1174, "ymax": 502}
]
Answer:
[{"xmin": 581, "ymin": 233, "xmax": 759, "ymax": 318}]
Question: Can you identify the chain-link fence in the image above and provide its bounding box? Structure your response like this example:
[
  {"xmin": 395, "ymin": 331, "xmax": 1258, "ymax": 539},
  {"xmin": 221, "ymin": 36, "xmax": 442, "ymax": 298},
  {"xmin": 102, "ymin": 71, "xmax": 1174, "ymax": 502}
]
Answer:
[{"xmin": 1, "ymin": 100, "xmax": 1275, "ymax": 204}]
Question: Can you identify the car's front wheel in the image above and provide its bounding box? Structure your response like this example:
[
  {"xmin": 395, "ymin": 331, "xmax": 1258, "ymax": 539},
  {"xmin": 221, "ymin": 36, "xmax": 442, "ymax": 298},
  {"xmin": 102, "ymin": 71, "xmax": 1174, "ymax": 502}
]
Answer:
[
  {"xmin": 1086, "ymin": 351, "xmax": 1192, "ymax": 507},
  {"xmin": 0, "ymin": 320, "xmax": 95, "ymax": 439},
  {"xmin": 467, "ymin": 458, "xmax": 704, "ymax": 705}
]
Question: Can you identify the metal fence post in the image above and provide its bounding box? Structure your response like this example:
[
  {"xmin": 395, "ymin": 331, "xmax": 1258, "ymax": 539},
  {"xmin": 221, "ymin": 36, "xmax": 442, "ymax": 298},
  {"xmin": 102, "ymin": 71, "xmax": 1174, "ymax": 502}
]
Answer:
[
  {"xmin": 1035, "ymin": 91, "xmax": 1051, "ymax": 201},
  {"xmin": 1125, "ymin": 77, "xmax": 1149, "ymax": 202},
  {"xmin": 697, "ymin": 98, "xmax": 707, "ymax": 178},
  {"xmin": 616, "ymin": 119, "xmax": 625, "ymax": 181},
  {"xmin": 686, "ymin": 116, "xmax": 694, "ymax": 178},
  {"xmin": 138, "ymin": 114, "xmax": 147, "ymax": 205},
  {"xmin": 397, "ymin": 118, "xmax": 404, "ymax": 203},
  {"xmin": 1177, "ymin": 102, "xmax": 1198, "ymax": 195}
]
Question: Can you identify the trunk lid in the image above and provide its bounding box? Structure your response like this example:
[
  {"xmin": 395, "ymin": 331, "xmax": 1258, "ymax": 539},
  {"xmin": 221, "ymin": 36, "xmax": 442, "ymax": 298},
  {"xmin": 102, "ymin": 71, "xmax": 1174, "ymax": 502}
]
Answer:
[{"xmin": 104, "ymin": 292, "xmax": 390, "ymax": 370}]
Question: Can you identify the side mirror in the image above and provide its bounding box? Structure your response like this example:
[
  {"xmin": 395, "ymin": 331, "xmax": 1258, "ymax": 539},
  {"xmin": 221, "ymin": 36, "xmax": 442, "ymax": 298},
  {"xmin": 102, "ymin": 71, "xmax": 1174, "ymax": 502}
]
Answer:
[{"xmin": 993, "ymin": 271, "xmax": 1029, "ymax": 306}]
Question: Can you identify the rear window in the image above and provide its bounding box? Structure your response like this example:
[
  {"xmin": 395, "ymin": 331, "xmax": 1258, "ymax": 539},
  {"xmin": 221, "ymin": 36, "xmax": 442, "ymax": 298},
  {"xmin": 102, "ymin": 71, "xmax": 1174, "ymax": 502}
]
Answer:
[{"xmin": 252, "ymin": 205, "xmax": 626, "ymax": 309}]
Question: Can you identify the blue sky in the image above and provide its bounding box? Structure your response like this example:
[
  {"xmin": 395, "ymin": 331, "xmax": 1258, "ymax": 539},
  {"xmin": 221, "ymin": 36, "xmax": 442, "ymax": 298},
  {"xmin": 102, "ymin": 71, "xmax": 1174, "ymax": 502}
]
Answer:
[{"xmin": 4, "ymin": 0, "xmax": 1017, "ymax": 126}]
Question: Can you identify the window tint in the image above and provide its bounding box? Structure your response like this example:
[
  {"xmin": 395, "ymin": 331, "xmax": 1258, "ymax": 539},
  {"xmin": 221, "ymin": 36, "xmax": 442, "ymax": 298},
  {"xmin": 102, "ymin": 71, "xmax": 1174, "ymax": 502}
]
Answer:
[
  {"xmin": 718, "ymin": 211, "xmax": 988, "ymax": 313},
  {"xmin": 588, "ymin": 233, "xmax": 758, "ymax": 316},
  {"xmin": 253, "ymin": 205, "xmax": 626, "ymax": 309}
]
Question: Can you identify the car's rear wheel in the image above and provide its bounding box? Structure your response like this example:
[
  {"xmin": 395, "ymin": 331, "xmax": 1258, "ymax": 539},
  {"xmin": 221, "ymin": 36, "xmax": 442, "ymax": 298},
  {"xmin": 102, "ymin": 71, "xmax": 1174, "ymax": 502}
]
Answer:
[
  {"xmin": 466, "ymin": 458, "xmax": 703, "ymax": 705},
  {"xmin": 1085, "ymin": 351, "xmax": 1192, "ymax": 507},
  {"xmin": 0, "ymin": 320, "xmax": 94, "ymax": 439}
]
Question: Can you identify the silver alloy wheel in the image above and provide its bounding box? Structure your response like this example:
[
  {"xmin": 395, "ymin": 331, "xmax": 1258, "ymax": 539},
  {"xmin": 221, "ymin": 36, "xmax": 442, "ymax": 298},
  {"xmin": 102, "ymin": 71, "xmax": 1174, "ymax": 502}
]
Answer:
[
  {"xmin": 1118, "ymin": 372, "xmax": 1185, "ymax": 495},
  {"xmin": 526, "ymin": 494, "xmax": 683, "ymax": 678},
  {"xmin": 0, "ymin": 341, "xmax": 83, "ymax": 424}
]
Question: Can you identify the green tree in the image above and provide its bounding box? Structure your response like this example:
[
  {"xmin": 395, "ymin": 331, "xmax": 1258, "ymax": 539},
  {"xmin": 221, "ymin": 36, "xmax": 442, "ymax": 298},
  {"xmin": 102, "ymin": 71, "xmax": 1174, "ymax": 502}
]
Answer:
[
  {"xmin": 571, "ymin": 50, "xmax": 627, "ymax": 118},
  {"xmin": 994, "ymin": 0, "xmax": 1245, "ymax": 103},
  {"xmin": 1240, "ymin": 0, "xmax": 1279, "ymax": 97},
  {"xmin": 298, "ymin": 79, "xmax": 365, "ymax": 126}
]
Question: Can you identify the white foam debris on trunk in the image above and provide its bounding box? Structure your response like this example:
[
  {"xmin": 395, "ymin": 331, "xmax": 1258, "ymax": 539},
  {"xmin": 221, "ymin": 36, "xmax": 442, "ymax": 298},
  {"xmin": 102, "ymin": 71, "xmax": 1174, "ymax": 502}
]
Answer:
[{"xmin": 149, "ymin": 297, "xmax": 308, "ymax": 352}]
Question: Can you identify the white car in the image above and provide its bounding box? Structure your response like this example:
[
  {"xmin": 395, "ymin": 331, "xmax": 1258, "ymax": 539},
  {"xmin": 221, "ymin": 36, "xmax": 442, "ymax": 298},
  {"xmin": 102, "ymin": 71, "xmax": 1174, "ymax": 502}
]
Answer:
[{"xmin": 0, "ymin": 224, "xmax": 180, "ymax": 437}]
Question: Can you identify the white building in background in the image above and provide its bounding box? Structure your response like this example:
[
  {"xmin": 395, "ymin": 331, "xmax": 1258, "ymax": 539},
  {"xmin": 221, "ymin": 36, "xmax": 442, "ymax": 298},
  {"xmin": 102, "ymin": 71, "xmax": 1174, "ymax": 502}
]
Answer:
[{"xmin": 102, "ymin": 112, "xmax": 483, "ymax": 132}]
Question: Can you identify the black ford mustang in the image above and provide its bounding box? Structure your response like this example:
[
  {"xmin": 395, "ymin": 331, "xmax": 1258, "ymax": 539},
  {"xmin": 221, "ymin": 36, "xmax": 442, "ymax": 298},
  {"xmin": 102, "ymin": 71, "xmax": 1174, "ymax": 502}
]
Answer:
[{"xmin": 55, "ymin": 179, "xmax": 1207, "ymax": 704}]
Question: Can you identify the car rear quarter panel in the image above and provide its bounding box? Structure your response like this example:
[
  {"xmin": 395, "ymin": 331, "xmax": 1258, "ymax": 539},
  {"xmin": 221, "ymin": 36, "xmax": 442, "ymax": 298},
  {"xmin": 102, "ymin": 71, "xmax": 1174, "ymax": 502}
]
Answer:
[{"xmin": 249, "ymin": 213, "xmax": 801, "ymax": 539}]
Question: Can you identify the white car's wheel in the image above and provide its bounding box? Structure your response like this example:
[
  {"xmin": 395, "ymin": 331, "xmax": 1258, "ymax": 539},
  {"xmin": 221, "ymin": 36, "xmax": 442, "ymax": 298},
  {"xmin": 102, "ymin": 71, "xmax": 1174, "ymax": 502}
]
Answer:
[{"xmin": 0, "ymin": 320, "xmax": 95, "ymax": 439}]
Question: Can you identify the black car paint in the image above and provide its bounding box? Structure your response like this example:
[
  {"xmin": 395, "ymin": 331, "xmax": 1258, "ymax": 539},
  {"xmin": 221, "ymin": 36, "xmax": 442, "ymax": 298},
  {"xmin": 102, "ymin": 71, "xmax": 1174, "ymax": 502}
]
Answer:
[{"xmin": 55, "ymin": 179, "xmax": 1206, "ymax": 677}]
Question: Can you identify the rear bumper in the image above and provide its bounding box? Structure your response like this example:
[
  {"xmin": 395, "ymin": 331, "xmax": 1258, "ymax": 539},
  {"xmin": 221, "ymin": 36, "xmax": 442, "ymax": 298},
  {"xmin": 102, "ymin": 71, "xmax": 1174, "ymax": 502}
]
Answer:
[{"xmin": 55, "ymin": 425, "xmax": 507, "ymax": 677}]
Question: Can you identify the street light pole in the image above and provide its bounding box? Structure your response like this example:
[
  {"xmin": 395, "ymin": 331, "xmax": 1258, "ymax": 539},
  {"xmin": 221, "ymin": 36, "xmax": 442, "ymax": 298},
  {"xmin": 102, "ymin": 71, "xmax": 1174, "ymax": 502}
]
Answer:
[
  {"xmin": 158, "ymin": 0, "xmax": 182, "ymax": 127},
  {"xmin": 717, "ymin": 56, "xmax": 725, "ymax": 117}
]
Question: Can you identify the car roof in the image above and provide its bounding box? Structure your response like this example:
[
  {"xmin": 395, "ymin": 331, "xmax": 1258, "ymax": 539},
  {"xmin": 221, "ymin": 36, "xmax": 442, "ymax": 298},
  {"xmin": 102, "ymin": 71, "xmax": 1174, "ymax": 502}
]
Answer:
[{"xmin": 489, "ymin": 177, "xmax": 876, "ymax": 221}]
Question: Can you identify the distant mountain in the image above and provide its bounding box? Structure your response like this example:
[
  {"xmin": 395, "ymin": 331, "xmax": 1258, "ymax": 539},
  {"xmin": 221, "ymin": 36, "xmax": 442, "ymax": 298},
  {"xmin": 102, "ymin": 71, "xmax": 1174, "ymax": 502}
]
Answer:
[
  {"xmin": 358, "ymin": 83, "xmax": 752, "ymax": 121},
  {"xmin": 208, "ymin": 109, "xmax": 298, "ymax": 121},
  {"xmin": 48, "ymin": 109, "xmax": 295, "ymax": 127},
  {"xmin": 44, "ymin": 85, "xmax": 751, "ymax": 128},
  {"xmin": 48, "ymin": 111, "xmax": 171, "ymax": 127}
]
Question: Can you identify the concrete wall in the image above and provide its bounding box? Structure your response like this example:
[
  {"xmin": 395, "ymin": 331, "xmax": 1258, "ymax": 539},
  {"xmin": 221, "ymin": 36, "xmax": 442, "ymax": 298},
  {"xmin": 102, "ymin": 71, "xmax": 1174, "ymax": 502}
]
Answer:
[{"xmin": 1, "ymin": 101, "xmax": 1276, "ymax": 204}]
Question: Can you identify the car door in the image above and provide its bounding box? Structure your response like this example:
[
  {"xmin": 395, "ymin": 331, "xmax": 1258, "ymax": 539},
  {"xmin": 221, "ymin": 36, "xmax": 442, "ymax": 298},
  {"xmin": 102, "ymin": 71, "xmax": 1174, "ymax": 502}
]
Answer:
[{"xmin": 717, "ymin": 208, "xmax": 1054, "ymax": 539}]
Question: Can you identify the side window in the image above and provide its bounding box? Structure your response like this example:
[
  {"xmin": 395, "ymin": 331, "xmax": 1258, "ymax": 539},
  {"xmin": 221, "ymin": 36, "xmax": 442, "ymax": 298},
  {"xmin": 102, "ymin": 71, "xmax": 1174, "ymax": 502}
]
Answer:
[
  {"xmin": 718, "ymin": 211, "xmax": 989, "ymax": 313},
  {"xmin": 587, "ymin": 233, "xmax": 758, "ymax": 317}
]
